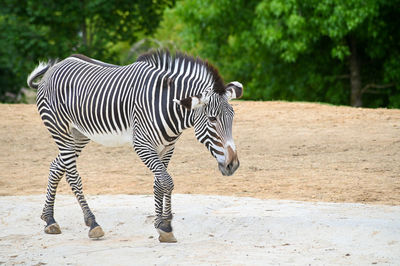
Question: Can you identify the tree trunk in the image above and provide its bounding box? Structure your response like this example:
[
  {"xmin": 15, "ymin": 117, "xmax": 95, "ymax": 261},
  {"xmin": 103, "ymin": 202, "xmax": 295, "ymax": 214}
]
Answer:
[
  {"xmin": 349, "ymin": 35, "xmax": 362, "ymax": 107},
  {"xmin": 80, "ymin": 0, "xmax": 87, "ymax": 51},
  {"xmin": 82, "ymin": 21, "xmax": 87, "ymax": 47}
]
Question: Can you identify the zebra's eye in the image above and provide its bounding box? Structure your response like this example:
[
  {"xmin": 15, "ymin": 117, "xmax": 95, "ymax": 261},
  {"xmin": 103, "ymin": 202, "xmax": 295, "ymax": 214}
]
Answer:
[{"xmin": 208, "ymin": 116, "xmax": 217, "ymax": 123}]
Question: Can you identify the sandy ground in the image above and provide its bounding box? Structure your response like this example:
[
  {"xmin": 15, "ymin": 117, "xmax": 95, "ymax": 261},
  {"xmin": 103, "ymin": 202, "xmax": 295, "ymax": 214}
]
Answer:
[
  {"xmin": 1, "ymin": 101, "xmax": 400, "ymax": 204},
  {"xmin": 1, "ymin": 194, "xmax": 399, "ymax": 265}
]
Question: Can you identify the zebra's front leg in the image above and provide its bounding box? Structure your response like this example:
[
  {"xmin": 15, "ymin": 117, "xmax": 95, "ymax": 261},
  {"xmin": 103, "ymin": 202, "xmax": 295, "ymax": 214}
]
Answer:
[
  {"xmin": 134, "ymin": 143, "xmax": 177, "ymax": 242},
  {"xmin": 154, "ymin": 171, "xmax": 177, "ymax": 243}
]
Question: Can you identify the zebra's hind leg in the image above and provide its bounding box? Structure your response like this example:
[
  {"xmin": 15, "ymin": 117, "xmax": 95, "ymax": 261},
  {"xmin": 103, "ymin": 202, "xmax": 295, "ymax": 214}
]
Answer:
[
  {"xmin": 41, "ymin": 154, "xmax": 65, "ymax": 234},
  {"xmin": 62, "ymin": 134, "xmax": 104, "ymax": 239},
  {"xmin": 63, "ymin": 150, "xmax": 104, "ymax": 238}
]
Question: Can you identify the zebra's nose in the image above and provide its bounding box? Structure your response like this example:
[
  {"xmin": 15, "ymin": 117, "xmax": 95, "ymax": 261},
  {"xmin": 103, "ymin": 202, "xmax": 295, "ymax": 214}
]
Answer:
[
  {"xmin": 227, "ymin": 161, "xmax": 233, "ymax": 172},
  {"xmin": 223, "ymin": 147, "xmax": 239, "ymax": 175},
  {"xmin": 226, "ymin": 157, "xmax": 239, "ymax": 175},
  {"xmin": 218, "ymin": 156, "xmax": 239, "ymax": 176},
  {"xmin": 218, "ymin": 144, "xmax": 240, "ymax": 176},
  {"xmin": 226, "ymin": 160, "xmax": 236, "ymax": 172}
]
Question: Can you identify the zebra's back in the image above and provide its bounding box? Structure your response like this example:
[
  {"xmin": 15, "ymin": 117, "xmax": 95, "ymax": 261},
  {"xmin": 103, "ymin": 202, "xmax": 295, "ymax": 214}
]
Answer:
[{"xmin": 38, "ymin": 56, "xmax": 151, "ymax": 147}]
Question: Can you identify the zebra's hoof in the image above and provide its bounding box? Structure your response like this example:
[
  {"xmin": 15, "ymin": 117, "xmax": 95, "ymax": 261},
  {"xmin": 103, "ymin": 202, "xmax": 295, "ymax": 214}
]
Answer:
[
  {"xmin": 89, "ymin": 225, "xmax": 105, "ymax": 239},
  {"xmin": 44, "ymin": 223, "xmax": 61, "ymax": 234},
  {"xmin": 157, "ymin": 229, "xmax": 177, "ymax": 243}
]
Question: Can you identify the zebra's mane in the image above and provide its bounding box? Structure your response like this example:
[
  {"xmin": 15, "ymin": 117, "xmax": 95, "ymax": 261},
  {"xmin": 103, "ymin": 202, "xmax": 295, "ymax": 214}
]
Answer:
[{"xmin": 136, "ymin": 50, "xmax": 226, "ymax": 95}]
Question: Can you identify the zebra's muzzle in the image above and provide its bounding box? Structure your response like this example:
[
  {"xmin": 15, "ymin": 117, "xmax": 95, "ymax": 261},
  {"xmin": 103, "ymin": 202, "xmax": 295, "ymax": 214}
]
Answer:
[
  {"xmin": 218, "ymin": 159, "xmax": 240, "ymax": 176},
  {"xmin": 218, "ymin": 145, "xmax": 240, "ymax": 176}
]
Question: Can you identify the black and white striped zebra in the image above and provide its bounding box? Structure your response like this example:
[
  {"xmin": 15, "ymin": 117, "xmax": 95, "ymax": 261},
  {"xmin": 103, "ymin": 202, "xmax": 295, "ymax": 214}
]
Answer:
[{"xmin": 27, "ymin": 50, "xmax": 243, "ymax": 242}]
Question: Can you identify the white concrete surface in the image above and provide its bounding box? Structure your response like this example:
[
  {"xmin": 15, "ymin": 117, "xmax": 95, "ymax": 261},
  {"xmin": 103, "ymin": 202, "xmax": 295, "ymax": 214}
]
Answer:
[{"xmin": 1, "ymin": 195, "xmax": 399, "ymax": 265}]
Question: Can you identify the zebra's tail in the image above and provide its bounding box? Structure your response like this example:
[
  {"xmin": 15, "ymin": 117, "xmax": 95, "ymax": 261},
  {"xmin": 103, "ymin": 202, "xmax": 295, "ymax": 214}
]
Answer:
[{"xmin": 27, "ymin": 59, "xmax": 57, "ymax": 89}]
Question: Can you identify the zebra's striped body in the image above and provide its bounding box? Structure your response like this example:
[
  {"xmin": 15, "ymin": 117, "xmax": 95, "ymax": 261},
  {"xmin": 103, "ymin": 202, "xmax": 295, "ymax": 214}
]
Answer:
[{"xmin": 28, "ymin": 50, "xmax": 243, "ymax": 241}]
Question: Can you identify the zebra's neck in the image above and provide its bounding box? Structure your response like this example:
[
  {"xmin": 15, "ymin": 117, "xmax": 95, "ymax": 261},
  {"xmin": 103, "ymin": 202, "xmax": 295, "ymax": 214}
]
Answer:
[
  {"xmin": 169, "ymin": 79, "xmax": 206, "ymax": 133},
  {"xmin": 135, "ymin": 51, "xmax": 223, "ymax": 141},
  {"xmin": 150, "ymin": 61, "xmax": 214, "ymax": 136}
]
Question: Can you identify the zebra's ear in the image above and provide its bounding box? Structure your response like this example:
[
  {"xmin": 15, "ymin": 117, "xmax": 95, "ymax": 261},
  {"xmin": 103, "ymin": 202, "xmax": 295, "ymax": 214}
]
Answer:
[
  {"xmin": 173, "ymin": 94, "xmax": 206, "ymax": 109},
  {"xmin": 226, "ymin": 81, "xmax": 243, "ymax": 100}
]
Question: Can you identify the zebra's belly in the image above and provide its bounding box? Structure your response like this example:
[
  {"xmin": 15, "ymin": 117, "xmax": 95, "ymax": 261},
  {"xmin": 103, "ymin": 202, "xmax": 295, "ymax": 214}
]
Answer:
[{"xmin": 73, "ymin": 125, "xmax": 134, "ymax": 147}]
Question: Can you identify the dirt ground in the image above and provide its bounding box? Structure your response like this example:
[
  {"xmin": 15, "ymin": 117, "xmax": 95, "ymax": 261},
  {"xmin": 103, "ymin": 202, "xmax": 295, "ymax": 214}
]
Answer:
[{"xmin": 1, "ymin": 101, "xmax": 400, "ymax": 205}]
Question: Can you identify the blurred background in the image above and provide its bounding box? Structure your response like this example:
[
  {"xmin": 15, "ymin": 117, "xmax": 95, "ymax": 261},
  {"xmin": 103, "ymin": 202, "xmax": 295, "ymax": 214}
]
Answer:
[{"xmin": 1, "ymin": 0, "xmax": 399, "ymax": 108}]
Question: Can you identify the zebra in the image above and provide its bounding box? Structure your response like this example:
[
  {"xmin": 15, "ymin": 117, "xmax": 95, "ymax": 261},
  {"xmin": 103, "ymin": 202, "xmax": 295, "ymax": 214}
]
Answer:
[{"xmin": 27, "ymin": 50, "xmax": 243, "ymax": 242}]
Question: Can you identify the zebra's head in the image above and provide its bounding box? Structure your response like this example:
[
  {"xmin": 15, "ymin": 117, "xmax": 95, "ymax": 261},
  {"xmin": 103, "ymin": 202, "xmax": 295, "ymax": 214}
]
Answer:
[{"xmin": 174, "ymin": 81, "xmax": 243, "ymax": 176}]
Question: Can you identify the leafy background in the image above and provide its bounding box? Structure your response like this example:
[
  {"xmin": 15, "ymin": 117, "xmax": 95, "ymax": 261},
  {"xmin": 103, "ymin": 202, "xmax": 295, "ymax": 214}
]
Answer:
[{"xmin": 1, "ymin": 0, "xmax": 399, "ymax": 108}]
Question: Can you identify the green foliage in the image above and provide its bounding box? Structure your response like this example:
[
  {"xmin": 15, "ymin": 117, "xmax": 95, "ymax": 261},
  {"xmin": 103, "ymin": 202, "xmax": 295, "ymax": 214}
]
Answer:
[
  {"xmin": 167, "ymin": 0, "xmax": 400, "ymax": 107},
  {"xmin": 2, "ymin": 0, "xmax": 399, "ymax": 107},
  {"xmin": 0, "ymin": 0, "xmax": 174, "ymax": 102}
]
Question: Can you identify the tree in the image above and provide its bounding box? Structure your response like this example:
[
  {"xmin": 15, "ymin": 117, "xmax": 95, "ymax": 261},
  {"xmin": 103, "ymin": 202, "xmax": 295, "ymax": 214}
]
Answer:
[
  {"xmin": 169, "ymin": 0, "xmax": 400, "ymax": 107},
  {"xmin": 0, "ymin": 0, "xmax": 174, "ymax": 102}
]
